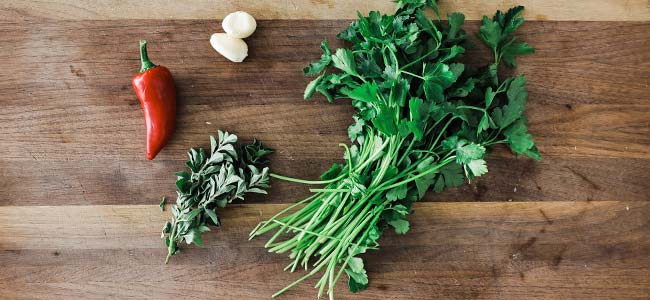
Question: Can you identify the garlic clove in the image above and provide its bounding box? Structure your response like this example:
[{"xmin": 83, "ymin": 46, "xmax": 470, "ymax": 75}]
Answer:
[
  {"xmin": 210, "ymin": 33, "xmax": 248, "ymax": 62},
  {"xmin": 222, "ymin": 11, "xmax": 257, "ymax": 39}
]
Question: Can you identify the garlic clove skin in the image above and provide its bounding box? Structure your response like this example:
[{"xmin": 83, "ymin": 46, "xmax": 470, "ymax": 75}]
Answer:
[
  {"xmin": 210, "ymin": 33, "xmax": 248, "ymax": 62},
  {"xmin": 222, "ymin": 11, "xmax": 257, "ymax": 39}
]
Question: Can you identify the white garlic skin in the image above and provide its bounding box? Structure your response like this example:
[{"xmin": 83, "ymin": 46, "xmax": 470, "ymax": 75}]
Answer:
[
  {"xmin": 210, "ymin": 33, "xmax": 248, "ymax": 62},
  {"xmin": 222, "ymin": 11, "xmax": 257, "ymax": 39}
]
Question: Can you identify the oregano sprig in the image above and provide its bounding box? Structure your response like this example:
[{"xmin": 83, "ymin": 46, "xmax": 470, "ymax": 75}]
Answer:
[{"xmin": 162, "ymin": 131, "xmax": 272, "ymax": 263}]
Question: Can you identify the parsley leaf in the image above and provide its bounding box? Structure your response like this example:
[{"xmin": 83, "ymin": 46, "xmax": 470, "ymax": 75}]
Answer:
[
  {"xmin": 406, "ymin": 97, "xmax": 430, "ymax": 140},
  {"xmin": 503, "ymin": 117, "xmax": 538, "ymax": 157},
  {"xmin": 332, "ymin": 48, "xmax": 359, "ymax": 76},
  {"xmin": 346, "ymin": 257, "xmax": 369, "ymax": 292},
  {"xmin": 342, "ymin": 81, "xmax": 380, "ymax": 103},
  {"xmin": 423, "ymin": 62, "xmax": 458, "ymax": 102},
  {"xmin": 502, "ymin": 41, "xmax": 534, "ymax": 67},
  {"xmin": 304, "ymin": 73, "xmax": 324, "ymax": 99},
  {"xmin": 386, "ymin": 183, "xmax": 408, "ymax": 201},
  {"xmin": 433, "ymin": 162, "xmax": 464, "ymax": 192},
  {"xmin": 348, "ymin": 115, "xmax": 366, "ymax": 141},
  {"xmin": 465, "ymin": 159, "xmax": 488, "ymax": 178},
  {"xmin": 479, "ymin": 5, "xmax": 533, "ymax": 75},
  {"xmin": 388, "ymin": 218, "xmax": 410, "ymax": 234},
  {"xmin": 304, "ymin": 40, "xmax": 332, "ymax": 75},
  {"xmin": 492, "ymin": 75, "xmax": 527, "ymax": 129},
  {"xmin": 414, "ymin": 157, "xmax": 438, "ymax": 198},
  {"xmin": 496, "ymin": 6, "xmax": 525, "ymax": 37},
  {"xmin": 372, "ymin": 103, "xmax": 398, "ymax": 135},
  {"xmin": 447, "ymin": 12, "xmax": 465, "ymax": 41},
  {"xmin": 478, "ymin": 16, "xmax": 502, "ymax": 50},
  {"xmin": 455, "ymin": 141, "xmax": 486, "ymax": 164}
]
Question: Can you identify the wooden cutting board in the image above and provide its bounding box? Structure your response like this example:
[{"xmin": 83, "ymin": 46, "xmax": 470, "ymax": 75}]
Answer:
[{"xmin": 0, "ymin": 1, "xmax": 648, "ymax": 299}]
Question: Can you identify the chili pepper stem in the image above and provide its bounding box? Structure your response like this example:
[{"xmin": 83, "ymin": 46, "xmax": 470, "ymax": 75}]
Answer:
[{"xmin": 139, "ymin": 40, "xmax": 157, "ymax": 73}]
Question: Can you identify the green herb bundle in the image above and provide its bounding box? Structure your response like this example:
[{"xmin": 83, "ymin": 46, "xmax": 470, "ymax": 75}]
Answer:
[
  {"xmin": 250, "ymin": 0, "xmax": 539, "ymax": 298},
  {"xmin": 162, "ymin": 131, "xmax": 272, "ymax": 263}
]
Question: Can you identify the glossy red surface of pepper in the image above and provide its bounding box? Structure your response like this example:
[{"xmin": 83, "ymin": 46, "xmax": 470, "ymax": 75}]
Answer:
[{"xmin": 131, "ymin": 40, "xmax": 177, "ymax": 160}]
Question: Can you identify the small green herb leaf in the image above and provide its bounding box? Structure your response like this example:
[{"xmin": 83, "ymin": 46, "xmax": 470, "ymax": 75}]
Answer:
[
  {"xmin": 304, "ymin": 73, "xmax": 324, "ymax": 99},
  {"xmin": 501, "ymin": 41, "xmax": 534, "ymax": 67},
  {"xmin": 433, "ymin": 162, "xmax": 464, "ymax": 192},
  {"xmin": 447, "ymin": 12, "xmax": 465, "ymax": 40},
  {"xmin": 346, "ymin": 257, "xmax": 369, "ymax": 293},
  {"xmin": 478, "ymin": 16, "xmax": 502, "ymax": 50},
  {"xmin": 342, "ymin": 81, "xmax": 379, "ymax": 103},
  {"xmin": 159, "ymin": 197, "xmax": 166, "ymax": 211},
  {"xmin": 303, "ymin": 40, "xmax": 332, "ymax": 75},
  {"xmin": 497, "ymin": 6, "xmax": 525, "ymax": 37},
  {"xmin": 388, "ymin": 218, "xmax": 410, "ymax": 234},
  {"xmin": 422, "ymin": 63, "xmax": 457, "ymax": 103},
  {"xmin": 386, "ymin": 183, "xmax": 408, "ymax": 201},
  {"xmin": 456, "ymin": 142, "xmax": 486, "ymax": 164},
  {"xmin": 504, "ymin": 117, "xmax": 536, "ymax": 156},
  {"xmin": 332, "ymin": 48, "xmax": 359, "ymax": 76},
  {"xmin": 204, "ymin": 208, "xmax": 220, "ymax": 226},
  {"xmin": 183, "ymin": 228, "xmax": 204, "ymax": 247},
  {"xmin": 492, "ymin": 75, "xmax": 527, "ymax": 129},
  {"xmin": 465, "ymin": 159, "xmax": 488, "ymax": 178}
]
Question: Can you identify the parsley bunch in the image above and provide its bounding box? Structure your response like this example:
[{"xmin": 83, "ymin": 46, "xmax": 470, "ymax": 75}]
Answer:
[
  {"xmin": 162, "ymin": 131, "xmax": 272, "ymax": 263},
  {"xmin": 250, "ymin": 1, "xmax": 538, "ymax": 298}
]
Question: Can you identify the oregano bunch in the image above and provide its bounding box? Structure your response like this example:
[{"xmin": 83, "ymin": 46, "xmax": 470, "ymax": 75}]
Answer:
[{"xmin": 162, "ymin": 131, "xmax": 272, "ymax": 263}]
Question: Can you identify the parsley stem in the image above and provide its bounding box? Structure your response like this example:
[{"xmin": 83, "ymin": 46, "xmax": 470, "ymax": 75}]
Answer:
[
  {"xmin": 330, "ymin": 206, "xmax": 383, "ymax": 292},
  {"xmin": 315, "ymin": 193, "xmax": 350, "ymax": 244},
  {"xmin": 410, "ymin": 149, "xmax": 441, "ymax": 159},
  {"xmin": 496, "ymin": 80, "xmax": 508, "ymax": 93},
  {"xmin": 429, "ymin": 116, "xmax": 457, "ymax": 152},
  {"xmin": 249, "ymin": 193, "xmax": 318, "ymax": 238},
  {"xmin": 378, "ymin": 156, "xmax": 456, "ymax": 191},
  {"xmin": 272, "ymin": 259, "xmax": 328, "ymax": 298},
  {"xmin": 339, "ymin": 143, "xmax": 355, "ymax": 174},
  {"xmin": 486, "ymin": 139, "xmax": 507, "ymax": 145},
  {"xmin": 456, "ymin": 105, "xmax": 486, "ymax": 112},
  {"xmin": 401, "ymin": 70, "xmax": 425, "ymax": 80},
  {"xmin": 399, "ymin": 47, "xmax": 444, "ymax": 71},
  {"xmin": 310, "ymin": 188, "xmax": 349, "ymax": 193},
  {"xmin": 396, "ymin": 137, "xmax": 417, "ymax": 166},
  {"xmin": 296, "ymin": 188, "xmax": 341, "ymax": 241},
  {"xmin": 269, "ymin": 220, "xmax": 348, "ymax": 244},
  {"xmin": 353, "ymin": 137, "xmax": 390, "ymax": 172},
  {"xmin": 270, "ymin": 172, "xmax": 345, "ymax": 185}
]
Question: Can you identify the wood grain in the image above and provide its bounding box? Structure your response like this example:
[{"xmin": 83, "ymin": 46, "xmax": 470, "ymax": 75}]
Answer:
[
  {"xmin": 1, "ymin": 1, "xmax": 649, "ymax": 298},
  {"xmin": 2, "ymin": 21, "xmax": 649, "ymax": 107},
  {"xmin": 1, "ymin": 103, "xmax": 648, "ymax": 161},
  {"xmin": 1, "ymin": 201, "xmax": 648, "ymax": 299},
  {"xmin": 0, "ymin": 20, "xmax": 648, "ymax": 205},
  {"xmin": 2, "ymin": 156, "xmax": 649, "ymax": 206},
  {"xmin": 2, "ymin": 0, "xmax": 649, "ymax": 21}
]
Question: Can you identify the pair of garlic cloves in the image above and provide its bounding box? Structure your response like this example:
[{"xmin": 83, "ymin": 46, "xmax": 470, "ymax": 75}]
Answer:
[{"xmin": 210, "ymin": 11, "xmax": 256, "ymax": 63}]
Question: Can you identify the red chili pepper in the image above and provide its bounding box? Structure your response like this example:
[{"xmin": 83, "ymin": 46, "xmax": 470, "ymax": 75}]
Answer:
[{"xmin": 132, "ymin": 40, "xmax": 177, "ymax": 160}]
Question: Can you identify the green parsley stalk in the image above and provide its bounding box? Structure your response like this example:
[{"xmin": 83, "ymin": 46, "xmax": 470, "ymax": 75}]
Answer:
[{"xmin": 250, "ymin": 1, "xmax": 539, "ymax": 298}]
